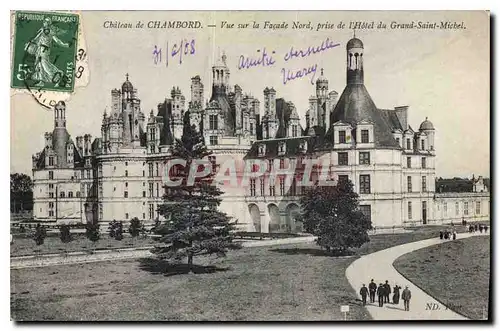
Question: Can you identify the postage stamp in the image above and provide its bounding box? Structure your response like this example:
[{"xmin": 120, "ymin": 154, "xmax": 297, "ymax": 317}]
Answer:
[{"xmin": 11, "ymin": 11, "xmax": 79, "ymax": 93}]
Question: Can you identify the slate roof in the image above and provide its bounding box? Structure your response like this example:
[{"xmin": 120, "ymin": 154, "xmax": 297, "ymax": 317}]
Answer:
[
  {"xmin": 156, "ymin": 100, "xmax": 174, "ymax": 145},
  {"xmin": 244, "ymin": 135, "xmax": 323, "ymax": 159},
  {"xmin": 328, "ymin": 84, "xmax": 400, "ymax": 148}
]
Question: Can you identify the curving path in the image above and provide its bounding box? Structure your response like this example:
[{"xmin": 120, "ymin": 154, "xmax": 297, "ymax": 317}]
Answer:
[{"xmin": 346, "ymin": 232, "xmax": 488, "ymax": 320}]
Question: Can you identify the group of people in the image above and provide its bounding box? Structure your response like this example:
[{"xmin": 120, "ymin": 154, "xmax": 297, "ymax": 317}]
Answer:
[
  {"xmin": 359, "ymin": 280, "xmax": 412, "ymax": 311},
  {"xmin": 439, "ymin": 229, "xmax": 457, "ymax": 240},
  {"xmin": 468, "ymin": 223, "xmax": 488, "ymax": 233}
]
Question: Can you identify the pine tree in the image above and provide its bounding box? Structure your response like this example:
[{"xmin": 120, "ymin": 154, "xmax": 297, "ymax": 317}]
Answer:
[
  {"xmin": 152, "ymin": 124, "xmax": 240, "ymax": 273},
  {"xmin": 300, "ymin": 179, "xmax": 372, "ymax": 254}
]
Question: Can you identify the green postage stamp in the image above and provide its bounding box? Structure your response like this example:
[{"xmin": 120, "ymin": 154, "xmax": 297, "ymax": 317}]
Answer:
[{"xmin": 11, "ymin": 11, "xmax": 79, "ymax": 93}]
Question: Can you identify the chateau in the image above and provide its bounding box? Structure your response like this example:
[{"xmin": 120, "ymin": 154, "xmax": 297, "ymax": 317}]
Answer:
[{"xmin": 31, "ymin": 36, "xmax": 490, "ymax": 231}]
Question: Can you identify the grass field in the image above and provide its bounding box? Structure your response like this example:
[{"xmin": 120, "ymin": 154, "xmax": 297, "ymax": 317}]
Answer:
[
  {"xmin": 393, "ymin": 235, "xmax": 490, "ymax": 320},
  {"xmin": 10, "ymin": 225, "xmax": 469, "ymax": 321}
]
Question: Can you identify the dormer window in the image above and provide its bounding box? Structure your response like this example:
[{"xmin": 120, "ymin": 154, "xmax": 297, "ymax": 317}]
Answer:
[
  {"xmin": 278, "ymin": 142, "xmax": 286, "ymax": 156},
  {"xmin": 361, "ymin": 129, "xmax": 369, "ymax": 143},
  {"xmin": 258, "ymin": 144, "xmax": 266, "ymax": 157},
  {"xmin": 339, "ymin": 130, "xmax": 346, "ymax": 144},
  {"xmin": 299, "ymin": 140, "xmax": 308, "ymax": 153}
]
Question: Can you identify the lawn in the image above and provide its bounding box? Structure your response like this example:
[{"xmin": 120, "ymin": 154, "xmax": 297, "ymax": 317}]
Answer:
[
  {"xmin": 11, "ymin": 225, "xmax": 470, "ymax": 321},
  {"xmin": 393, "ymin": 236, "xmax": 490, "ymax": 320}
]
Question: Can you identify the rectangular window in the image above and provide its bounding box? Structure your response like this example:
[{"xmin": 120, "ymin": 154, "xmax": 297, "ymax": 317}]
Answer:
[
  {"xmin": 279, "ymin": 178, "xmax": 285, "ymax": 195},
  {"xmin": 338, "ymin": 152, "xmax": 348, "ymax": 166},
  {"xmin": 292, "ymin": 125, "xmax": 298, "ymax": 137},
  {"xmin": 359, "ymin": 152, "xmax": 370, "ymax": 165},
  {"xmin": 49, "ymin": 184, "xmax": 54, "ymax": 189},
  {"xmin": 359, "ymin": 205, "xmax": 371, "ymax": 222},
  {"xmin": 149, "ymin": 204, "xmax": 154, "ymax": 219},
  {"xmin": 280, "ymin": 159, "xmax": 285, "ymax": 169},
  {"xmin": 422, "ymin": 176, "xmax": 427, "ymax": 192},
  {"xmin": 290, "ymin": 179, "xmax": 297, "ymax": 196},
  {"xmin": 49, "ymin": 192, "xmax": 54, "ymax": 198},
  {"xmin": 476, "ymin": 201, "xmax": 481, "ymax": 215},
  {"xmin": 68, "ymin": 191, "xmax": 73, "ymax": 198},
  {"xmin": 156, "ymin": 163, "xmax": 159, "ymax": 176},
  {"xmin": 49, "ymin": 210, "xmax": 54, "ymax": 217},
  {"xmin": 49, "ymin": 171, "xmax": 54, "ymax": 180},
  {"xmin": 156, "ymin": 183, "xmax": 159, "ymax": 197},
  {"xmin": 408, "ymin": 201, "xmax": 412, "ymax": 220},
  {"xmin": 49, "ymin": 156, "xmax": 54, "ymax": 166},
  {"xmin": 464, "ymin": 202, "xmax": 469, "ymax": 216},
  {"xmin": 268, "ymin": 159, "xmax": 274, "ymax": 171},
  {"xmin": 338, "ymin": 175, "xmax": 349, "ymax": 184},
  {"xmin": 421, "ymin": 157, "xmax": 426, "ymax": 169},
  {"xmin": 361, "ymin": 129, "xmax": 369, "ymax": 143},
  {"xmin": 142, "ymin": 191, "xmax": 146, "ymax": 197},
  {"xmin": 209, "ymin": 136, "xmax": 218, "ymax": 146},
  {"xmin": 149, "ymin": 183, "xmax": 154, "ymax": 197},
  {"xmin": 269, "ymin": 184, "xmax": 276, "ymax": 196},
  {"xmin": 249, "ymin": 179, "xmax": 256, "ymax": 197},
  {"xmin": 49, "ymin": 202, "xmax": 54, "ymax": 208},
  {"xmin": 250, "ymin": 122, "xmax": 254, "ymax": 135},
  {"xmin": 124, "ymin": 191, "xmax": 128, "ymax": 198},
  {"xmin": 406, "ymin": 138, "xmax": 411, "ymax": 150},
  {"xmin": 407, "ymin": 176, "xmax": 412, "ymax": 193},
  {"xmin": 396, "ymin": 137, "xmax": 400, "ymax": 147},
  {"xmin": 125, "ymin": 213, "xmax": 129, "ymax": 219},
  {"xmin": 339, "ymin": 130, "xmax": 346, "ymax": 144},
  {"xmin": 421, "ymin": 140, "xmax": 425, "ymax": 150},
  {"xmin": 407, "ymin": 157, "xmax": 411, "ymax": 168},
  {"xmin": 260, "ymin": 178, "xmax": 265, "ymax": 196},
  {"xmin": 209, "ymin": 115, "xmax": 218, "ymax": 130},
  {"xmin": 149, "ymin": 163, "xmax": 153, "ymax": 177},
  {"xmin": 360, "ymin": 175, "xmax": 371, "ymax": 194}
]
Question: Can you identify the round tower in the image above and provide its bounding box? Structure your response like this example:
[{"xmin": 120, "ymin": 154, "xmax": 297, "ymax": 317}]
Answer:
[
  {"xmin": 419, "ymin": 117, "xmax": 435, "ymax": 151},
  {"xmin": 316, "ymin": 68, "xmax": 328, "ymax": 98}
]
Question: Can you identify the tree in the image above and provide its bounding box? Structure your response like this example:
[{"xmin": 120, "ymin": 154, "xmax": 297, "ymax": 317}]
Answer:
[
  {"xmin": 152, "ymin": 124, "xmax": 240, "ymax": 273},
  {"xmin": 108, "ymin": 220, "xmax": 119, "ymax": 238},
  {"xmin": 85, "ymin": 222, "xmax": 100, "ymax": 243},
  {"xmin": 115, "ymin": 222, "xmax": 123, "ymax": 241},
  {"xmin": 300, "ymin": 180, "xmax": 372, "ymax": 254},
  {"xmin": 59, "ymin": 224, "xmax": 72, "ymax": 243},
  {"xmin": 10, "ymin": 173, "xmax": 33, "ymax": 213},
  {"xmin": 33, "ymin": 223, "xmax": 46, "ymax": 245},
  {"xmin": 129, "ymin": 217, "xmax": 144, "ymax": 238}
]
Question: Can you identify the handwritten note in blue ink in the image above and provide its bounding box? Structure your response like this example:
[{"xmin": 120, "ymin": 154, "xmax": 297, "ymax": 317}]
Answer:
[{"xmin": 152, "ymin": 38, "xmax": 196, "ymax": 67}]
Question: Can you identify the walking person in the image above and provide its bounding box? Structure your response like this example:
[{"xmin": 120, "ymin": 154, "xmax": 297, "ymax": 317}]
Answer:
[
  {"xmin": 439, "ymin": 231, "xmax": 443, "ymax": 239},
  {"xmin": 360, "ymin": 284, "xmax": 368, "ymax": 306},
  {"xmin": 392, "ymin": 285, "xmax": 400, "ymax": 304},
  {"xmin": 368, "ymin": 279, "xmax": 377, "ymax": 303},
  {"xmin": 474, "ymin": 224, "xmax": 478, "ymax": 232},
  {"xmin": 377, "ymin": 283, "xmax": 384, "ymax": 307},
  {"xmin": 402, "ymin": 286, "xmax": 412, "ymax": 311},
  {"xmin": 484, "ymin": 225, "xmax": 488, "ymax": 233},
  {"xmin": 383, "ymin": 280, "xmax": 391, "ymax": 303},
  {"xmin": 479, "ymin": 224, "xmax": 483, "ymax": 233},
  {"xmin": 452, "ymin": 230, "xmax": 457, "ymax": 240}
]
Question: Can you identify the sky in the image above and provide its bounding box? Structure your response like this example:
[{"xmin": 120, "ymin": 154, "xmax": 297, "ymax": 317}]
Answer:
[{"xmin": 10, "ymin": 10, "xmax": 490, "ymax": 178}]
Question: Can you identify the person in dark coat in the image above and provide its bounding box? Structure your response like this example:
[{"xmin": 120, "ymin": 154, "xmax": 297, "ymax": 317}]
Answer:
[
  {"xmin": 479, "ymin": 224, "xmax": 483, "ymax": 233},
  {"xmin": 439, "ymin": 231, "xmax": 443, "ymax": 239},
  {"xmin": 392, "ymin": 285, "xmax": 400, "ymax": 304},
  {"xmin": 402, "ymin": 286, "xmax": 412, "ymax": 311},
  {"xmin": 474, "ymin": 224, "xmax": 478, "ymax": 232},
  {"xmin": 368, "ymin": 279, "xmax": 377, "ymax": 303},
  {"xmin": 383, "ymin": 280, "xmax": 391, "ymax": 303},
  {"xmin": 452, "ymin": 230, "xmax": 457, "ymax": 240},
  {"xmin": 444, "ymin": 231, "xmax": 449, "ymax": 240},
  {"xmin": 484, "ymin": 225, "xmax": 488, "ymax": 233},
  {"xmin": 377, "ymin": 283, "xmax": 384, "ymax": 307},
  {"xmin": 360, "ymin": 284, "xmax": 368, "ymax": 306}
]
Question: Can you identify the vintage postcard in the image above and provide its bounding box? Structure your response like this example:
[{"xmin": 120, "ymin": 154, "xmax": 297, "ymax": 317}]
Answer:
[{"xmin": 10, "ymin": 10, "xmax": 490, "ymax": 321}]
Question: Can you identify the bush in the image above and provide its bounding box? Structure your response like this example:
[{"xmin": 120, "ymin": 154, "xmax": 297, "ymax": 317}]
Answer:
[
  {"xmin": 59, "ymin": 224, "xmax": 72, "ymax": 243},
  {"xmin": 128, "ymin": 217, "xmax": 144, "ymax": 238},
  {"xmin": 85, "ymin": 222, "xmax": 100, "ymax": 242},
  {"xmin": 33, "ymin": 223, "xmax": 46, "ymax": 245}
]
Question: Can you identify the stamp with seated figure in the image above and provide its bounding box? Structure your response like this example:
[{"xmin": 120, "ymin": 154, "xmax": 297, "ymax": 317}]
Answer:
[{"xmin": 11, "ymin": 11, "xmax": 79, "ymax": 93}]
